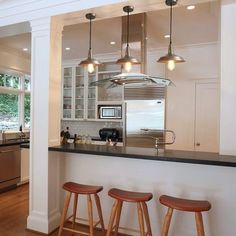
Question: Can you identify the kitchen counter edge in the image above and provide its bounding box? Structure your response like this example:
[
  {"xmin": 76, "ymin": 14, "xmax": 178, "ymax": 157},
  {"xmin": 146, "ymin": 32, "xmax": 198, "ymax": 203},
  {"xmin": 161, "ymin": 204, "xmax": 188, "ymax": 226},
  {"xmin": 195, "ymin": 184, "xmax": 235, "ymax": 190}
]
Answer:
[
  {"xmin": 0, "ymin": 139, "xmax": 29, "ymax": 147},
  {"xmin": 21, "ymin": 143, "xmax": 236, "ymax": 168}
]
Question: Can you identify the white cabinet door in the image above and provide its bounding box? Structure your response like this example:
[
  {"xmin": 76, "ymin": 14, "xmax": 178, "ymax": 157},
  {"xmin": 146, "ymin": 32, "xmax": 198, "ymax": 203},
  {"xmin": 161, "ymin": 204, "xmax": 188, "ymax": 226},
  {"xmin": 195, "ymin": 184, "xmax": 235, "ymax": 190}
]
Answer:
[{"xmin": 194, "ymin": 82, "xmax": 219, "ymax": 152}]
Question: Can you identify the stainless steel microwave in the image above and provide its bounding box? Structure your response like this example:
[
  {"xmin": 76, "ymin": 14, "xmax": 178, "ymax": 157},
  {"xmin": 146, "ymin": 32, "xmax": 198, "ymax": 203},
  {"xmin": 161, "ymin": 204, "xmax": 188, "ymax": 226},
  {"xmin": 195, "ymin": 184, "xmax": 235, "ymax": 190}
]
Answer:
[{"xmin": 98, "ymin": 105, "xmax": 122, "ymax": 119}]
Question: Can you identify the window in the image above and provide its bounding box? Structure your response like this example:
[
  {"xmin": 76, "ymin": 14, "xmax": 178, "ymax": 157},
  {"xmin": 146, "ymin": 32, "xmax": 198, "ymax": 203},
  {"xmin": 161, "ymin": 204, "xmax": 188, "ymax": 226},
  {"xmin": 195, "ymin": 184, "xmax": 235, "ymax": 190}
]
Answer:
[{"xmin": 0, "ymin": 72, "xmax": 30, "ymax": 130}]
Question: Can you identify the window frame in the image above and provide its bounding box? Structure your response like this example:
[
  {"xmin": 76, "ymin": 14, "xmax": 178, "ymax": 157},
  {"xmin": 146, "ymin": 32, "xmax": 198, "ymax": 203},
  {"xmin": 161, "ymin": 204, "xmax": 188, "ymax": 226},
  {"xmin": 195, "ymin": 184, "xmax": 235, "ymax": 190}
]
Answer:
[{"xmin": 0, "ymin": 73, "xmax": 30, "ymax": 131}]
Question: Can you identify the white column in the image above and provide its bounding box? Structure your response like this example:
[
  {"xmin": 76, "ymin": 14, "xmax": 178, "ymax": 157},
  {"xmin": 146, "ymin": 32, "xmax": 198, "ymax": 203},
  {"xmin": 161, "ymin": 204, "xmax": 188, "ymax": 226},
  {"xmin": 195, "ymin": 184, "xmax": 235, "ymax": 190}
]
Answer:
[
  {"xmin": 27, "ymin": 17, "xmax": 63, "ymax": 234},
  {"xmin": 220, "ymin": 1, "xmax": 236, "ymax": 155}
]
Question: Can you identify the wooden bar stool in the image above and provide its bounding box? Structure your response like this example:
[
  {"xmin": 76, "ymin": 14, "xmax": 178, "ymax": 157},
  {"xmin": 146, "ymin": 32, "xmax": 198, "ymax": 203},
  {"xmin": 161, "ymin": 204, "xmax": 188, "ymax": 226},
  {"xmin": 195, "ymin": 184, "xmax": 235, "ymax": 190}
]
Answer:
[
  {"xmin": 58, "ymin": 182, "xmax": 105, "ymax": 236},
  {"xmin": 159, "ymin": 195, "xmax": 211, "ymax": 236},
  {"xmin": 106, "ymin": 188, "xmax": 153, "ymax": 236}
]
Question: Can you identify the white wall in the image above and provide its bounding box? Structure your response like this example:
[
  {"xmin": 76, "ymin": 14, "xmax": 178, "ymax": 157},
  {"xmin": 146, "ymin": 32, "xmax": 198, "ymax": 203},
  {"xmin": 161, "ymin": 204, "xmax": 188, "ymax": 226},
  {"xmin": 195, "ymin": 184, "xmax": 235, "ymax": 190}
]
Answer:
[{"xmin": 147, "ymin": 43, "xmax": 220, "ymax": 151}]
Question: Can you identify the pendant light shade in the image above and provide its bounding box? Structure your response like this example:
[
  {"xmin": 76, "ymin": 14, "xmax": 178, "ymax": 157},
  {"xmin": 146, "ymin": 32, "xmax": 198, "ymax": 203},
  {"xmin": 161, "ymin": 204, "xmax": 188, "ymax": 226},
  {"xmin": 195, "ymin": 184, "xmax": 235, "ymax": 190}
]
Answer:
[
  {"xmin": 116, "ymin": 6, "xmax": 140, "ymax": 72},
  {"xmin": 79, "ymin": 13, "xmax": 101, "ymax": 73},
  {"xmin": 157, "ymin": 0, "xmax": 185, "ymax": 71}
]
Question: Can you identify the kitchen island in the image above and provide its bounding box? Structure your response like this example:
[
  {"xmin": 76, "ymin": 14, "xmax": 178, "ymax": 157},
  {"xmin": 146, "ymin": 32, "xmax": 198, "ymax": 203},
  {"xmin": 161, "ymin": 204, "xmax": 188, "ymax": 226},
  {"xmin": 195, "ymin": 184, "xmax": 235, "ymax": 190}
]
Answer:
[{"xmin": 24, "ymin": 143, "xmax": 236, "ymax": 236}]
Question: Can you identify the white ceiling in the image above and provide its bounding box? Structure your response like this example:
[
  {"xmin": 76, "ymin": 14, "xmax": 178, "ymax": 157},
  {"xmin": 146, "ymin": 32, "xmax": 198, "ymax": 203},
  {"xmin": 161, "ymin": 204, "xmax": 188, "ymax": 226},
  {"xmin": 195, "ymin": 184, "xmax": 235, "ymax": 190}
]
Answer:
[{"xmin": 0, "ymin": 1, "xmax": 219, "ymax": 61}]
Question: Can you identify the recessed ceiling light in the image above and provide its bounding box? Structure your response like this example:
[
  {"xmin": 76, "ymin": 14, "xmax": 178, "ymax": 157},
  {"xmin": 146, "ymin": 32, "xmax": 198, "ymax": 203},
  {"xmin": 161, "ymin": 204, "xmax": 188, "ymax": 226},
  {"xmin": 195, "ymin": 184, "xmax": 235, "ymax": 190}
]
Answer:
[
  {"xmin": 110, "ymin": 41, "xmax": 116, "ymax": 45},
  {"xmin": 23, "ymin": 48, "xmax": 28, "ymax": 51},
  {"xmin": 187, "ymin": 5, "xmax": 195, "ymax": 10},
  {"xmin": 65, "ymin": 47, "xmax": 71, "ymax": 50},
  {"xmin": 164, "ymin": 34, "xmax": 170, "ymax": 38}
]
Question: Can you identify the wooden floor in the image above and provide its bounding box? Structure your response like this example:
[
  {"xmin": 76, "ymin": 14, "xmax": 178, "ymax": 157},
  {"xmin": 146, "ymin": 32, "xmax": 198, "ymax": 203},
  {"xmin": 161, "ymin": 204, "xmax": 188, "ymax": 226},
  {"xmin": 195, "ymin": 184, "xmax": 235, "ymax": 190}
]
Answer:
[{"xmin": 0, "ymin": 184, "xmax": 106, "ymax": 236}]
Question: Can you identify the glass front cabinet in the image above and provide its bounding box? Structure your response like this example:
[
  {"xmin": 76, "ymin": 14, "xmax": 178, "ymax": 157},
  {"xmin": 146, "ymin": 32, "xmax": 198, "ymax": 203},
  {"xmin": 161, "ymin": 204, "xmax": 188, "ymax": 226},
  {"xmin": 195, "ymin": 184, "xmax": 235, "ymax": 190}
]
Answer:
[
  {"xmin": 62, "ymin": 65, "xmax": 97, "ymax": 120},
  {"xmin": 62, "ymin": 62, "xmax": 123, "ymax": 121},
  {"xmin": 62, "ymin": 67, "xmax": 73, "ymax": 119}
]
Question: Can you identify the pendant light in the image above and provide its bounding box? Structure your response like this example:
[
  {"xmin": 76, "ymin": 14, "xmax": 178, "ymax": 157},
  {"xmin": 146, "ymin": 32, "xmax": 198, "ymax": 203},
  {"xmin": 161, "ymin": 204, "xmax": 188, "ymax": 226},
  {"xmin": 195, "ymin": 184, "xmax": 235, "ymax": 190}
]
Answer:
[
  {"xmin": 116, "ymin": 6, "xmax": 140, "ymax": 72},
  {"xmin": 79, "ymin": 13, "xmax": 101, "ymax": 73},
  {"xmin": 157, "ymin": 0, "xmax": 185, "ymax": 71}
]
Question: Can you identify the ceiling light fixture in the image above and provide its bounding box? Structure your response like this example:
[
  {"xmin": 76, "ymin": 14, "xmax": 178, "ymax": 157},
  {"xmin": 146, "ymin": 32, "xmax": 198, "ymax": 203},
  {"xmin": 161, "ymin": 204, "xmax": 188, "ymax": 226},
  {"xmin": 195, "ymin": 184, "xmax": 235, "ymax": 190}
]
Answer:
[
  {"xmin": 110, "ymin": 41, "xmax": 116, "ymax": 45},
  {"xmin": 157, "ymin": 0, "xmax": 185, "ymax": 71},
  {"xmin": 164, "ymin": 34, "xmax": 170, "ymax": 38},
  {"xmin": 65, "ymin": 47, "xmax": 71, "ymax": 50},
  {"xmin": 116, "ymin": 6, "xmax": 140, "ymax": 73},
  {"xmin": 187, "ymin": 5, "xmax": 195, "ymax": 10},
  {"xmin": 79, "ymin": 13, "xmax": 101, "ymax": 73},
  {"xmin": 23, "ymin": 48, "xmax": 28, "ymax": 51}
]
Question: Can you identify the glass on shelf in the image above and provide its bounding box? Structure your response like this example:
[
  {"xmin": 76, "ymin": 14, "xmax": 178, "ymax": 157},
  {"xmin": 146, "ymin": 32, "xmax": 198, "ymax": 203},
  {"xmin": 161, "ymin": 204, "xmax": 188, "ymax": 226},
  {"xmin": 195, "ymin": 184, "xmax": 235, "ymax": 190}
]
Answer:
[
  {"xmin": 76, "ymin": 76, "xmax": 84, "ymax": 87},
  {"xmin": 75, "ymin": 109, "xmax": 84, "ymax": 119},
  {"xmin": 63, "ymin": 109, "xmax": 72, "ymax": 119},
  {"xmin": 64, "ymin": 67, "xmax": 72, "ymax": 77},
  {"xmin": 76, "ymin": 66, "xmax": 84, "ymax": 76},
  {"xmin": 87, "ymin": 110, "xmax": 95, "ymax": 119},
  {"xmin": 88, "ymin": 74, "xmax": 96, "ymax": 85}
]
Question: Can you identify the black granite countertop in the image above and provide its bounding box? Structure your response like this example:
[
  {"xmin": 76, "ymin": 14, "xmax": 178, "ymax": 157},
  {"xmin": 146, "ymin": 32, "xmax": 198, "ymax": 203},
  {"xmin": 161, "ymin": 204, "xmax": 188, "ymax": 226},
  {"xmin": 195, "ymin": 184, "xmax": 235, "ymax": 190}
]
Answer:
[
  {"xmin": 47, "ymin": 143, "xmax": 236, "ymax": 168},
  {"xmin": 0, "ymin": 139, "xmax": 29, "ymax": 147}
]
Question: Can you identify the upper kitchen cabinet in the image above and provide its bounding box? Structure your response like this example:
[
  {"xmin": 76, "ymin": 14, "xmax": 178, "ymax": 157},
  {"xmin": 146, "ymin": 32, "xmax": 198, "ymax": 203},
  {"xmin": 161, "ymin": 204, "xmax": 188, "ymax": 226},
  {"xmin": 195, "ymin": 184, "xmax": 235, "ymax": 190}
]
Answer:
[
  {"xmin": 62, "ymin": 61, "xmax": 124, "ymax": 121},
  {"xmin": 62, "ymin": 67, "xmax": 73, "ymax": 119},
  {"xmin": 87, "ymin": 72, "xmax": 96, "ymax": 119},
  {"xmin": 97, "ymin": 62, "xmax": 123, "ymax": 103},
  {"xmin": 62, "ymin": 65, "xmax": 97, "ymax": 120},
  {"xmin": 74, "ymin": 66, "xmax": 85, "ymax": 119}
]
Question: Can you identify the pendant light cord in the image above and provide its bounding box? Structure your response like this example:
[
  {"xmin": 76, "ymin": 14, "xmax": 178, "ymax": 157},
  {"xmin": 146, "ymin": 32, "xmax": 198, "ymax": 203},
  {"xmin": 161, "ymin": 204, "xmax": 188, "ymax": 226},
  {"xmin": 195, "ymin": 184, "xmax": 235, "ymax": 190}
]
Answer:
[
  {"xmin": 125, "ymin": 9, "xmax": 130, "ymax": 57},
  {"xmin": 88, "ymin": 17, "xmax": 92, "ymax": 58},
  {"xmin": 168, "ymin": 3, "xmax": 173, "ymax": 54},
  {"xmin": 127, "ymin": 10, "xmax": 130, "ymax": 48}
]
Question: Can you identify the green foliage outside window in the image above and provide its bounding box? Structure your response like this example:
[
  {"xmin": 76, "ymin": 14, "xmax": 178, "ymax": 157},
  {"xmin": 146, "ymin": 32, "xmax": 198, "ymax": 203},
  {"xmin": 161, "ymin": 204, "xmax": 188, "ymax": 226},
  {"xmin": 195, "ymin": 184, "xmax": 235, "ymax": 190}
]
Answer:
[{"xmin": 0, "ymin": 73, "xmax": 30, "ymax": 130}]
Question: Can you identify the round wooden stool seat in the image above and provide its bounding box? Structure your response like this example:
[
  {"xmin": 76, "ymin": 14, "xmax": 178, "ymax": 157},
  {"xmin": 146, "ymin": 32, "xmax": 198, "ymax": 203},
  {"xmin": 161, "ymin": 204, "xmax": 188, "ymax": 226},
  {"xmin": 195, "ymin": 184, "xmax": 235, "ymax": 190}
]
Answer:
[
  {"xmin": 160, "ymin": 195, "xmax": 211, "ymax": 212},
  {"xmin": 108, "ymin": 188, "xmax": 153, "ymax": 202},
  {"xmin": 159, "ymin": 195, "xmax": 212, "ymax": 236},
  {"xmin": 63, "ymin": 181, "xmax": 103, "ymax": 194},
  {"xmin": 107, "ymin": 188, "xmax": 153, "ymax": 236},
  {"xmin": 58, "ymin": 182, "xmax": 105, "ymax": 236}
]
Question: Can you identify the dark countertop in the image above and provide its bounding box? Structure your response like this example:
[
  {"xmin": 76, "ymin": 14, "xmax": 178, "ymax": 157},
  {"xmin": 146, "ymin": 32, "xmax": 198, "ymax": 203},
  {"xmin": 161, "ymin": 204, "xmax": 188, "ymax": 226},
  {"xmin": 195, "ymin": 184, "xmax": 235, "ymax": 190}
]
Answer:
[
  {"xmin": 47, "ymin": 143, "xmax": 236, "ymax": 168},
  {"xmin": 0, "ymin": 139, "xmax": 30, "ymax": 147}
]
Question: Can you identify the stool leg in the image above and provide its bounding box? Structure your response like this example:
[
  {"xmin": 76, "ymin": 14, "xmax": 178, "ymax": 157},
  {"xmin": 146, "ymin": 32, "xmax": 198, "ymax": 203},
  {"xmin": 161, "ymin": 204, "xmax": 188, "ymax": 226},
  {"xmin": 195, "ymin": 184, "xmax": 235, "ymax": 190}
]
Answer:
[
  {"xmin": 161, "ymin": 208, "xmax": 173, "ymax": 236},
  {"xmin": 106, "ymin": 200, "xmax": 119, "ymax": 236},
  {"xmin": 94, "ymin": 193, "xmax": 105, "ymax": 232},
  {"xmin": 141, "ymin": 202, "xmax": 152, "ymax": 236},
  {"xmin": 114, "ymin": 200, "xmax": 123, "ymax": 236},
  {"xmin": 87, "ymin": 194, "xmax": 94, "ymax": 236},
  {"xmin": 195, "ymin": 212, "xmax": 205, "ymax": 236},
  {"xmin": 137, "ymin": 203, "xmax": 145, "ymax": 236},
  {"xmin": 72, "ymin": 193, "xmax": 78, "ymax": 230},
  {"xmin": 58, "ymin": 192, "xmax": 72, "ymax": 236}
]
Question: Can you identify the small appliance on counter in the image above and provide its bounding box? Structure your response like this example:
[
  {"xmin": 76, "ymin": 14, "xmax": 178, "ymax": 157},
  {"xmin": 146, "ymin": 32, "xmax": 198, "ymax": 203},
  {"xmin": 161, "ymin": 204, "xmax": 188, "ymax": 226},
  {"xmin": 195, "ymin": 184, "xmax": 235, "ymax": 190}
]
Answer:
[{"xmin": 99, "ymin": 128, "xmax": 120, "ymax": 141}]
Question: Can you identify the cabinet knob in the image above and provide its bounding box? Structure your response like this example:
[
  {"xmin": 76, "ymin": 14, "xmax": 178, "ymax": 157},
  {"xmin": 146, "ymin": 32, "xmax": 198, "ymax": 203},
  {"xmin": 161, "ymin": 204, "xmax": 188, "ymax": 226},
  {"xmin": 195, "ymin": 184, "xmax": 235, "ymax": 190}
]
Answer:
[{"xmin": 195, "ymin": 142, "xmax": 200, "ymax": 146}]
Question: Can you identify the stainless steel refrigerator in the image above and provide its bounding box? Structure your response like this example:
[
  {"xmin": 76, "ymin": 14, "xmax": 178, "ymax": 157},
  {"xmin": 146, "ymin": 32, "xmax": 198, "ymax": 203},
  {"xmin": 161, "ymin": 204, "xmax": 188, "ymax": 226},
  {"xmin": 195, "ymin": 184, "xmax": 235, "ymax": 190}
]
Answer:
[{"xmin": 124, "ymin": 100, "xmax": 165, "ymax": 148}]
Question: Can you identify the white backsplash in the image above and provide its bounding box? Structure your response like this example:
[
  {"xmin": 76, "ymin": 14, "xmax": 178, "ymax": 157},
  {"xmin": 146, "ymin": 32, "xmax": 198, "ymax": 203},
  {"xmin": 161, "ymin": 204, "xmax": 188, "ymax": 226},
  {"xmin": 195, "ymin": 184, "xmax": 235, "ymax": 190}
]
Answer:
[{"xmin": 61, "ymin": 120, "xmax": 123, "ymax": 138}]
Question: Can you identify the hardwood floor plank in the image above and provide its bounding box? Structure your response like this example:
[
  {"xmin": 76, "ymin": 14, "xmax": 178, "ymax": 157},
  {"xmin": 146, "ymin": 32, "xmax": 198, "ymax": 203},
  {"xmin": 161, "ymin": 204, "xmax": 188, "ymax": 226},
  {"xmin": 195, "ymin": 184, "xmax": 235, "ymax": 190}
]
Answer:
[{"xmin": 0, "ymin": 184, "xmax": 129, "ymax": 236}]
